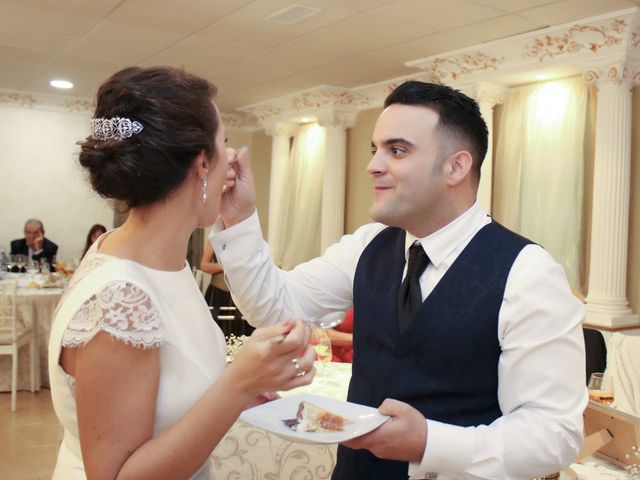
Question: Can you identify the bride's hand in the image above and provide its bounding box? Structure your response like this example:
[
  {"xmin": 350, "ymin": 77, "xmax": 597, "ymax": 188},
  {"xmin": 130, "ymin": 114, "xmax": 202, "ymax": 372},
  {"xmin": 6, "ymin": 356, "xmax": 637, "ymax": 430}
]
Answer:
[{"xmin": 227, "ymin": 319, "xmax": 315, "ymax": 398}]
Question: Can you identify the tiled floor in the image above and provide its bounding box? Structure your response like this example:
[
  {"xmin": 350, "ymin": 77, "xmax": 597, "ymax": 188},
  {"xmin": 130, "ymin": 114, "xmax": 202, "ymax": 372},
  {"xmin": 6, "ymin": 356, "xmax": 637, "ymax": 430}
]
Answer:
[{"xmin": 0, "ymin": 389, "xmax": 62, "ymax": 480}]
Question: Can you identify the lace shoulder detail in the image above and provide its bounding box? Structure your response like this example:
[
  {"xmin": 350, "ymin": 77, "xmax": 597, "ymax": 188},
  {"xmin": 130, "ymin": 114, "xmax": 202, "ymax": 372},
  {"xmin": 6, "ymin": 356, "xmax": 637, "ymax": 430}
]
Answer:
[{"xmin": 61, "ymin": 280, "xmax": 165, "ymax": 349}]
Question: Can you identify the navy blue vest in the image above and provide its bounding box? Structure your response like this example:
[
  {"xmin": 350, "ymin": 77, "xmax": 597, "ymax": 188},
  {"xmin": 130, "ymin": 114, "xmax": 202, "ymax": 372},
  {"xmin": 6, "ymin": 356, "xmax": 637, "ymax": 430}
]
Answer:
[{"xmin": 332, "ymin": 221, "xmax": 532, "ymax": 479}]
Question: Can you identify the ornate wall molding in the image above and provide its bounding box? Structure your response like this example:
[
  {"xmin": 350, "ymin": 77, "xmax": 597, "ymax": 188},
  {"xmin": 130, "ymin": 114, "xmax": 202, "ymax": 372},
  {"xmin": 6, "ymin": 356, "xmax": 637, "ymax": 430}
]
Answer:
[
  {"xmin": 524, "ymin": 19, "xmax": 628, "ymax": 61},
  {"xmin": 220, "ymin": 112, "xmax": 261, "ymax": 131},
  {"xmin": 0, "ymin": 89, "xmax": 94, "ymax": 113},
  {"xmin": 583, "ymin": 61, "xmax": 640, "ymax": 87},
  {"xmin": 631, "ymin": 25, "xmax": 640, "ymax": 47},
  {"xmin": 316, "ymin": 110, "xmax": 358, "ymax": 129},
  {"xmin": 422, "ymin": 53, "xmax": 505, "ymax": 83}
]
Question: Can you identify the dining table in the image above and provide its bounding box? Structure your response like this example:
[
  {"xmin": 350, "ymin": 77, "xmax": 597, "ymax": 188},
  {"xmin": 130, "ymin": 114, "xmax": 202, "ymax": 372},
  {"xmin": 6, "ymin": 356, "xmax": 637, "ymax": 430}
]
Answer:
[
  {"xmin": 0, "ymin": 274, "xmax": 64, "ymax": 392},
  {"xmin": 209, "ymin": 361, "xmax": 630, "ymax": 480}
]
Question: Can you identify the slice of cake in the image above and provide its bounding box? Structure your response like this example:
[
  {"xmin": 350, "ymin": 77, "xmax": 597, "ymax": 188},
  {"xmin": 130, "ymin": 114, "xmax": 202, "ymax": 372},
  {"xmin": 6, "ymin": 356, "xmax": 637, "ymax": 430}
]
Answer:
[{"xmin": 283, "ymin": 401, "xmax": 351, "ymax": 432}]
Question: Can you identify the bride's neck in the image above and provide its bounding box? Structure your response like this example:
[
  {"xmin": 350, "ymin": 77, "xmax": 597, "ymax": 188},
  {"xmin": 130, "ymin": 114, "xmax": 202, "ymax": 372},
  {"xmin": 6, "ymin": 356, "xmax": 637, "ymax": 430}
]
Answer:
[{"xmin": 101, "ymin": 200, "xmax": 195, "ymax": 271}]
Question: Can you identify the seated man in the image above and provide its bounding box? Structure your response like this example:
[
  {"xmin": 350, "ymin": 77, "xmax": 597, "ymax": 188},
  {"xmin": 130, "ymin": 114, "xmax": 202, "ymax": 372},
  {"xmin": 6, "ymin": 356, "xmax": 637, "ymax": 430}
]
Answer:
[{"xmin": 10, "ymin": 219, "xmax": 58, "ymax": 270}]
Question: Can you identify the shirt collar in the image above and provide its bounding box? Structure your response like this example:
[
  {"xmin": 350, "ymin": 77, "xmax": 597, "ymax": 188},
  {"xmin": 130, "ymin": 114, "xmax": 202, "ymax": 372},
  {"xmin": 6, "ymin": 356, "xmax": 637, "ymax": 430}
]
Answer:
[{"xmin": 405, "ymin": 201, "xmax": 489, "ymax": 268}]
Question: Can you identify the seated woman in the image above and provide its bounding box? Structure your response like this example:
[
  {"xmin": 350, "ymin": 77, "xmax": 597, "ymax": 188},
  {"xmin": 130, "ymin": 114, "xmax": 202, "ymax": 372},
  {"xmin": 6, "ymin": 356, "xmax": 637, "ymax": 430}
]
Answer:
[
  {"xmin": 81, "ymin": 223, "xmax": 107, "ymax": 257},
  {"xmin": 200, "ymin": 240, "xmax": 253, "ymax": 337},
  {"xmin": 48, "ymin": 66, "xmax": 315, "ymax": 480}
]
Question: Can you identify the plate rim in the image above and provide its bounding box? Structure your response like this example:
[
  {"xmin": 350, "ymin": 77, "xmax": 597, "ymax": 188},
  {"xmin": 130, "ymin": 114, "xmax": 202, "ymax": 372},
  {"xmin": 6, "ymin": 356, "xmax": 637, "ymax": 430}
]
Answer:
[{"xmin": 239, "ymin": 393, "xmax": 388, "ymax": 444}]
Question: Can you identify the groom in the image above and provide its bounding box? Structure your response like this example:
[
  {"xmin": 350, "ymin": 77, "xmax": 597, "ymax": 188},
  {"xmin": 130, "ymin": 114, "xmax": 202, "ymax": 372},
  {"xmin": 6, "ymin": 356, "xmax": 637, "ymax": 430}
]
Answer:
[{"xmin": 212, "ymin": 80, "xmax": 586, "ymax": 479}]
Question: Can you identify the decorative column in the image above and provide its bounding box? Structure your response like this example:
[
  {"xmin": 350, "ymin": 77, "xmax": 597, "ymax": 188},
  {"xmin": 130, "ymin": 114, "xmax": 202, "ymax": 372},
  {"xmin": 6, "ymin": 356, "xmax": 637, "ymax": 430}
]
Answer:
[
  {"xmin": 466, "ymin": 83, "xmax": 506, "ymax": 214},
  {"xmin": 583, "ymin": 63, "xmax": 640, "ymax": 329},
  {"xmin": 317, "ymin": 111, "xmax": 357, "ymax": 253},
  {"xmin": 264, "ymin": 122, "xmax": 298, "ymax": 250}
]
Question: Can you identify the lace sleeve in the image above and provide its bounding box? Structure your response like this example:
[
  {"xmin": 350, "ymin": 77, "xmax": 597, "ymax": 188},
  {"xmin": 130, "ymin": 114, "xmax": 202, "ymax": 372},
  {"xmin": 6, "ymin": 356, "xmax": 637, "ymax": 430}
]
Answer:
[{"xmin": 61, "ymin": 280, "xmax": 165, "ymax": 349}]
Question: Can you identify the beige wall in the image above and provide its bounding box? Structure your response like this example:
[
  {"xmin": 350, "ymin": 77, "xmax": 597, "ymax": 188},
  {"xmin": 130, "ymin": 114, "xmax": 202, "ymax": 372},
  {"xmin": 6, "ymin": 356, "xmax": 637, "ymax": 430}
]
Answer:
[
  {"xmin": 345, "ymin": 107, "xmax": 382, "ymax": 234},
  {"xmin": 628, "ymin": 86, "xmax": 640, "ymax": 314},
  {"xmin": 249, "ymin": 130, "xmax": 272, "ymax": 238},
  {"xmin": 0, "ymin": 104, "xmax": 113, "ymax": 261}
]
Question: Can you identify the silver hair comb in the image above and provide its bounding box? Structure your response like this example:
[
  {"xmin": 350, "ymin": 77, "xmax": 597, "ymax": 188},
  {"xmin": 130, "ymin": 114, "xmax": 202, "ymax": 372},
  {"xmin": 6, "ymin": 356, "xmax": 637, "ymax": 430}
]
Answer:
[{"xmin": 90, "ymin": 117, "xmax": 143, "ymax": 141}]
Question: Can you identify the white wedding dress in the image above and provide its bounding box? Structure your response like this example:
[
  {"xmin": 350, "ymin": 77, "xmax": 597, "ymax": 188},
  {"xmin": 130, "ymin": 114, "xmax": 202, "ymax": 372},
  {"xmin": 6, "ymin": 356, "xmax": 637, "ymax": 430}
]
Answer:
[{"xmin": 48, "ymin": 240, "xmax": 227, "ymax": 479}]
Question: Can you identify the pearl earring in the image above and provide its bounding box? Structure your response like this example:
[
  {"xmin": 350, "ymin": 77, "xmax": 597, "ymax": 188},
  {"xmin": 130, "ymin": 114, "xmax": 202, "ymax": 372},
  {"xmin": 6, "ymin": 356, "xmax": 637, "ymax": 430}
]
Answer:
[{"xmin": 202, "ymin": 178, "xmax": 208, "ymax": 204}]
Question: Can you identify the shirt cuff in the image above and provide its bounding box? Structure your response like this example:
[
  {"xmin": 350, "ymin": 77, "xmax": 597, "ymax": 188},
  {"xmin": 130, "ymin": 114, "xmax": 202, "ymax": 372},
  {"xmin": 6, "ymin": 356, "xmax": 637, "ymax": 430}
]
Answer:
[
  {"xmin": 408, "ymin": 420, "xmax": 474, "ymax": 479},
  {"xmin": 209, "ymin": 211, "xmax": 263, "ymax": 265}
]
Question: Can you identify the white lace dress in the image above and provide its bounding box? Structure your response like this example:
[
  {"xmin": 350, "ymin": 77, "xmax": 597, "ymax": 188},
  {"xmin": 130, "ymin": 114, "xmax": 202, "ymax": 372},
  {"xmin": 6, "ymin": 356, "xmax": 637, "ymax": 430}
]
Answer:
[{"xmin": 48, "ymin": 242, "xmax": 227, "ymax": 479}]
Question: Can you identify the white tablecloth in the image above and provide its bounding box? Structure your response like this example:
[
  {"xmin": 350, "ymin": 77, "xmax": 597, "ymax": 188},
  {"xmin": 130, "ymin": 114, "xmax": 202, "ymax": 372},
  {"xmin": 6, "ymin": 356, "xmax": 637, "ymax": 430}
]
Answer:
[{"xmin": 0, "ymin": 286, "xmax": 63, "ymax": 391}]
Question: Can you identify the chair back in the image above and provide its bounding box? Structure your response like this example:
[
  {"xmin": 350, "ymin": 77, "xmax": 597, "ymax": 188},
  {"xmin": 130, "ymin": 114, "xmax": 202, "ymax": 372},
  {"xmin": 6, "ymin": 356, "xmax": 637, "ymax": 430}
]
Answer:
[
  {"xmin": 583, "ymin": 327, "xmax": 607, "ymax": 385},
  {"xmin": 0, "ymin": 280, "xmax": 18, "ymax": 342}
]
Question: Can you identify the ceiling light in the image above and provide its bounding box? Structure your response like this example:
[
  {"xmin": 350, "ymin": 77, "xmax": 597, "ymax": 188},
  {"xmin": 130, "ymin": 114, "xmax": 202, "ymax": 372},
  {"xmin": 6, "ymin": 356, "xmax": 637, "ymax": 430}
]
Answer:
[
  {"xmin": 50, "ymin": 79, "xmax": 73, "ymax": 89},
  {"xmin": 535, "ymin": 74, "xmax": 548, "ymax": 80},
  {"xmin": 266, "ymin": 4, "xmax": 321, "ymax": 24}
]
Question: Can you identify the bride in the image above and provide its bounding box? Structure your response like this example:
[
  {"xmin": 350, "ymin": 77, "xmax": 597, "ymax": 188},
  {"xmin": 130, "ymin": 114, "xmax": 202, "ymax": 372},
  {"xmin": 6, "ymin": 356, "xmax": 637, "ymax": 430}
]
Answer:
[{"xmin": 48, "ymin": 66, "xmax": 315, "ymax": 479}]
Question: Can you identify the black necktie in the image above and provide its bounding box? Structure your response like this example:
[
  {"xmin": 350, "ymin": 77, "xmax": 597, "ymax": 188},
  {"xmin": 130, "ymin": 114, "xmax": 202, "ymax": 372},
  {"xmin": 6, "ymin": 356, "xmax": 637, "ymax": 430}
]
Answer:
[{"xmin": 397, "ymin": 243, "xmax": 430, "ymax": 334}]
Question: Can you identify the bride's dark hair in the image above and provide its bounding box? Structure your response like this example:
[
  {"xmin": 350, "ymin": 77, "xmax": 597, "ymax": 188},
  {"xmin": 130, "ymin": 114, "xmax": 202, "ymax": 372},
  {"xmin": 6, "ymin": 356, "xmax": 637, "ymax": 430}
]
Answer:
[{"xmin": 79, "ymin": 66, "xmax": 218, "ymax": 208}]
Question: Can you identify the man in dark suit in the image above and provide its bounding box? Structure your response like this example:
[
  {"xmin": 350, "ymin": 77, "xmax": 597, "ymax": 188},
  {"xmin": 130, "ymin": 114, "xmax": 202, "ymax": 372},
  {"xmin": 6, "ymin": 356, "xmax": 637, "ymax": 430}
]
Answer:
[
  {"xmin": 10, "ymin": 219, "xmax": 58, "ymax": 270},
  {"xmin": 212, "ymin": 81, "xmax": 586, "ymax": 479}
]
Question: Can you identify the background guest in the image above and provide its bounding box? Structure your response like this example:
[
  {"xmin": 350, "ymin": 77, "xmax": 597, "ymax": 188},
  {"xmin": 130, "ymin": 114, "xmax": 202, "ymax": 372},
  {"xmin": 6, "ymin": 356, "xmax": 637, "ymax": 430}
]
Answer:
[
  {"xmin": 10, "ymin": 218, "xmax": 58, "ymax": 270},
  {"xmin": 82, "ymin": 224, "xmax": 107, "ymax": 257},
  {"xmin": 200, "ymin": 240, "xmax": 253, "ymax": 336}
]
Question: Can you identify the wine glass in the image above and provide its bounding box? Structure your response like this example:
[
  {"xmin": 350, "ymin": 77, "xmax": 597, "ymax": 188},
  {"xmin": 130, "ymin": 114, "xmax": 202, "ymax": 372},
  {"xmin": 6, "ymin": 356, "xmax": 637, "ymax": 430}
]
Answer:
[
  {"xmin": 307, "ymin": 311, "xmax": 346, "ymax": 329},
  {"xmin": 26, "ymin": 258, "xmax": 39, "ymax": 279},
  {"xmin": 312, "ymin": 328, "xmax": 333, "ymax": 376},
  {"xmin": 588, "ymin": 372, "xmax": 615, "ymax": 405},
  {"xmin": 13, "ymin": 254, "xmax": 27, "ymax": 273},
  {"xmin": 39, "ymin": 258, "xmax": 50, "ymax": 274},
  {"xmin": 6, "ymin": 256, "xmax": 14, "ymax": 273}
]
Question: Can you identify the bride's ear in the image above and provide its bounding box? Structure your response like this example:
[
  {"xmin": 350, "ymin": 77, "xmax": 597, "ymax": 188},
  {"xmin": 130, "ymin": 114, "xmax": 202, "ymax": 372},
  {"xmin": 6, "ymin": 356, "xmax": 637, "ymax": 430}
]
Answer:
[{"xmin": 194, "ymin": 150, "xmax": 210, "ymax": 181}]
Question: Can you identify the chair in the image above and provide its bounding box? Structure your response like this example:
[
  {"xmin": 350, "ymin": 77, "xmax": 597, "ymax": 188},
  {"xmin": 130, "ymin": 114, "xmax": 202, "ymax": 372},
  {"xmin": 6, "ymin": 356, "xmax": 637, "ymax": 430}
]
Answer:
[
  {"xmin": 0, "ymin": 280, "xmax": 37, "ymax": 411},
  {"xmin": 583, "ymin": 327, "xmax": 607, "ymax": 385}
]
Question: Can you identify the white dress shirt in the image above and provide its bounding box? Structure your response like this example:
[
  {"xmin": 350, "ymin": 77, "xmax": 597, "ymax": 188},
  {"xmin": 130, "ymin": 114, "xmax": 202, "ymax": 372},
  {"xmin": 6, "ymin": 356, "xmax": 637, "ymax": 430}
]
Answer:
[{"xmin": 211, "ymin": 202, "xmax": 587, "ymax": 480}]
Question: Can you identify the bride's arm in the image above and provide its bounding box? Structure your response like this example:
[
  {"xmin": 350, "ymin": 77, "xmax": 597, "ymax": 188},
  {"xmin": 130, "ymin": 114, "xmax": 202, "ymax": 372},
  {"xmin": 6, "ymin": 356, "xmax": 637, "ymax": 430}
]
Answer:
[{"xmin": 73, "ymin": 320, "xmax": 314, "ymax": 480}]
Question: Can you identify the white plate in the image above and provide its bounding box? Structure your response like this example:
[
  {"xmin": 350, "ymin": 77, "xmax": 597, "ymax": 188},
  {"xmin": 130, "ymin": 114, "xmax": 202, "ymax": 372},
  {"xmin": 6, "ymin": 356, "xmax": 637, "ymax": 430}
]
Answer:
[{"xmin": 239, "ymin": 393, "xmax": 388, "ymax": 444}]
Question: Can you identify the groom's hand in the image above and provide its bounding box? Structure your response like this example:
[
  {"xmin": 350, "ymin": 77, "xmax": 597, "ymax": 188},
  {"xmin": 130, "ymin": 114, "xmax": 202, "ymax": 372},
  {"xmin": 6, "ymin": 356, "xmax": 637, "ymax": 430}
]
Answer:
[
  {"xmin": 343, "ymin": 398, "xmax": 427, "ymax": 463},
  {"xmin": 220, "ymin": 146, "xmax": 256, "ymax": 228}
]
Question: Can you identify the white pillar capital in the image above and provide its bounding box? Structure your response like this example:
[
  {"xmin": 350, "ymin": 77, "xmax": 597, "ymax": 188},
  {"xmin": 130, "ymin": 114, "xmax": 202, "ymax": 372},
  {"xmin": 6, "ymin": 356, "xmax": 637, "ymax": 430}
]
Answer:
[
  {"xmin": 263, "ymin": 121, "xmax": 299, "ymax": 139},
  {"xmin": 583, "ymin": 61, "xmax": 640, "ymax": 90},
  {"xmin": 316, "ymin": 110, "xmax": 358, "ymax": 130},
  {"xmin": 464, "ymin": 82, "xmax": 507, "ymax": 107}
]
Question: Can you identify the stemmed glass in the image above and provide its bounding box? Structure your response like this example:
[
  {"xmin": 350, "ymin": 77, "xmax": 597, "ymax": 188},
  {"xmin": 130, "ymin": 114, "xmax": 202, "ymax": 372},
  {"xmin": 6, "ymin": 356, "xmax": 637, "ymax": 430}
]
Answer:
[
  {"xmin": 26, "ymin": 258, "xmax": 39, "ymax": 279},
  {"xmin": 307, "ymin": 311, "xmax": 345, "ymax": 329},
  {"xmin": 13, "ymin": 255, "xmax": 27, "ymax": 273},
  {"xmin": 312, "ymin": 328, "xmax": 333, "ymax": 376}
]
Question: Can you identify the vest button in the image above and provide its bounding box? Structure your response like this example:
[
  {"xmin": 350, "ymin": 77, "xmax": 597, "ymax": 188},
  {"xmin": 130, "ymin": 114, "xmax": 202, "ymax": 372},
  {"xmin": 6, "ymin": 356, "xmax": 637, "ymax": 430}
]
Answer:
[{"xmin": 393, "ymin": 347, "xmax": 406, "ymax": 358}]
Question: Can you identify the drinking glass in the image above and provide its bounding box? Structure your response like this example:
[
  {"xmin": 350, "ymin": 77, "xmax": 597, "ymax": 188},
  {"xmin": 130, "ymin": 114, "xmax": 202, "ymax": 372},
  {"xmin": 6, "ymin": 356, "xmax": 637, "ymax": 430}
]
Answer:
[
  {"xmin": 312, "ymin": 328, "xmax": 333, "ymax": 376},
  {"xmin": 26, "ymin": 258, "xmax": 39, "ymax": 278},
  {"xmin": 13, "ymin": 254, "xmax": 27, "ymax": 273},
  {"xmin": 307, "ymin": 311, "xmax": 345, "ymax": 329},
  {"xmin": 39, "ymin": 258, "xmax": 50, "ymax": 274},
  {"xmin": 588, "ymin": 372, "xmax": 615, "ymax": 405}
]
